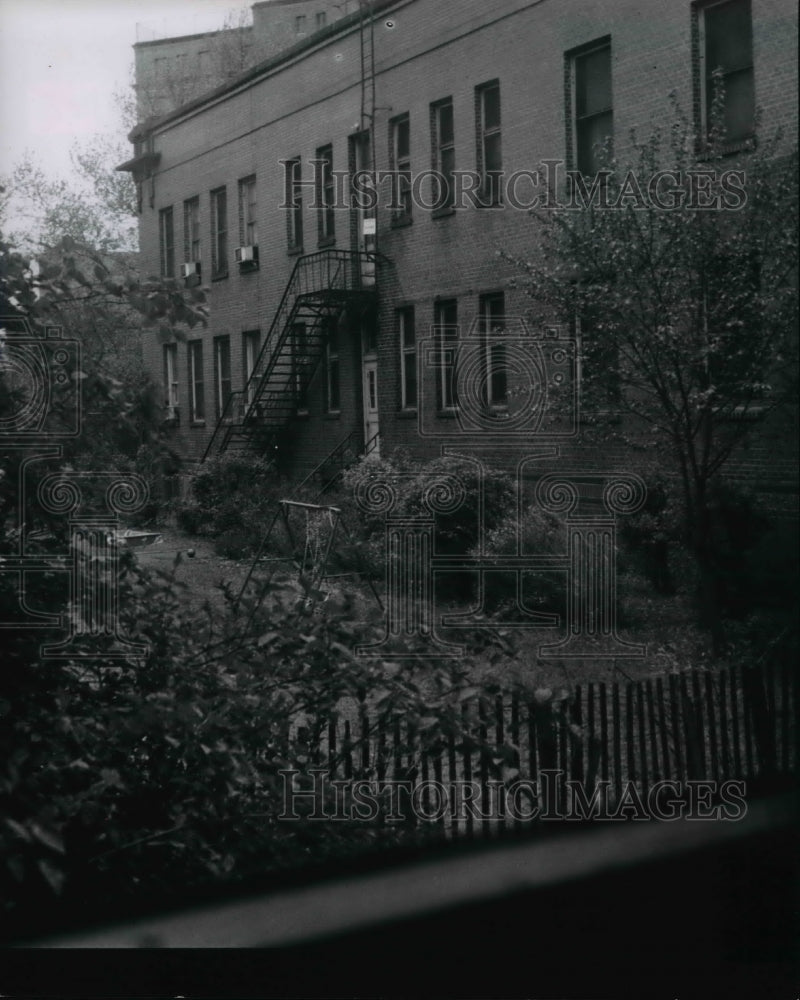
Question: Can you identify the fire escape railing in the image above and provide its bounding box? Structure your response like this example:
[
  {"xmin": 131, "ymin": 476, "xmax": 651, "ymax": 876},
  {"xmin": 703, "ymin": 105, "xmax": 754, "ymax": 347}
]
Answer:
[{"xmin": 202, "ymin": 250, "xmax": 376, "ymax": 462}]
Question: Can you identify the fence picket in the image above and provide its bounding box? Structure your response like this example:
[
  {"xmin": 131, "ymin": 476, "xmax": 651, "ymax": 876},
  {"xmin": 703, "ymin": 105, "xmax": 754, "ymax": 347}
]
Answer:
[
  {"xmin": 495, "ymin": 694, "xmax": 506, "ymax": 831},
  {"xmin": 704, "ymin": 672, "xmax": 719, "ymax": 782},
  {"xmin": 572, "ymin": 686, "xmax": 584, "ymax": 787},
  {"xmin": 637, "ymin": 682, "xmax": 649, "ymax": 793},
  {"xmin": 728, "ymin": 665, "xmax": 742, "ymax": 778},
  {"xmin": 656, "ymin": 677, "xmax": 670, "ymax": 781},
  {"xmin": 599, "ymin": 682, "xmax": 609, "ymax": 785},
  {"xmin": 293, "ymin": 660, "xmax": 792, "ymax": 841},
  {"xmin": 668, "ymin": 674, "xmax": 683, "ymax": 780},
  {"xmin": 462, "ymin": 702, "xmax": 474, "ymax": 839},
  {"xmin": 780, "ymin": 656, "xmax": 790, "ymax": 773},
  {"xmin": 510, "ymin": 691, "xmax": 522, "ymax": 833},
  {"xmin": 612, "ymin": 683, "xmax": 622, "ymax": 801},
  {"xmin": 646, "ymin": 679, "xmax": 659, "ymax": 784},
  {"xmin": 479, "ymin": 698, "xmax": 491, "ymax": 840},
  {"xmin": 718, "ymin": 669, "xmax": 730, "ymax": 781},
  {"xmin": 626, "ymin": 682, "xmax": 636, "ymax": 786}
]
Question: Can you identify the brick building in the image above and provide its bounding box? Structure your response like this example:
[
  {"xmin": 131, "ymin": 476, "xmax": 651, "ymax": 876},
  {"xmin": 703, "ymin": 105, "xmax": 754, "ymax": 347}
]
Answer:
[
  {"xmin": 135, "ymin": 1, "xmax": 352, "ymax": 118},
  {"xmin": 120, "ymin": 0, "xmax": 798, "ymax": 501}
]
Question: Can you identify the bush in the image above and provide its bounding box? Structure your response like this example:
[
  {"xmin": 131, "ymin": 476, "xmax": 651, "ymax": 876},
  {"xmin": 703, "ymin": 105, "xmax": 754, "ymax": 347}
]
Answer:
[
  {"xmin": 174, "ymin": 454, "xmax": 288, "ymax": 549},
  {"xmin": 339, "ymin": 453, "xmax": 516, "ymax": 598},
  {"xmin": 471, "ymin": 504, "xmax": 568, "ymax": 616},
  {"xmin": 0, "ymin": 536, "xmax": 501, "ymax": 937}
]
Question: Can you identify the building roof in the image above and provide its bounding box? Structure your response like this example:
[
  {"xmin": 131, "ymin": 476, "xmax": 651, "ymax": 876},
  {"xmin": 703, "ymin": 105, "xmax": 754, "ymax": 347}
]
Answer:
[{"xmin": 125, "ymin": 0, "xmax": 401, "ymax": 142}]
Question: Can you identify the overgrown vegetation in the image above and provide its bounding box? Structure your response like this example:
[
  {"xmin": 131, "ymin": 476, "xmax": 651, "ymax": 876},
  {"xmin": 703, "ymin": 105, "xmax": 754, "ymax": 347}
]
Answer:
[{"xmin": 509, "ymin": 92, "xmax": 799, "ymax": 651}]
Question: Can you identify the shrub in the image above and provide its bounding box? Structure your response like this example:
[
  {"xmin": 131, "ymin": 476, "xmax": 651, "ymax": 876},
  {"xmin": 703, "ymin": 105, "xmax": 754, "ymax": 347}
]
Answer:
[
  {"xmin": 175, "ymin": 454, "xmax": 288, "ymax": 547},
  {"xmin": 0, "ymin": 535, "xmax": 501, "ymax": 937},
  {"xmin": 339, "ymin": 453, "xmax": 516, "ymax": 599},
  {"xmin": 471, "ymin": 504, "xmax": 568, "ymax": 616}
]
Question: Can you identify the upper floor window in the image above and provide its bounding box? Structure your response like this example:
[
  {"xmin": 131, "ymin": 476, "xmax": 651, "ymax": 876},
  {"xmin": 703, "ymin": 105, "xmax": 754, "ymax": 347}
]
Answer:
[
  {"xmin": 398, "ymin": 307, "xmax": 417, "ymax": 410},
  {"xmin": 238, "ymin": 175, "xmax": 257, "ymax": 247},
  {"xmin": 316, "ymin": 145, "xmax": 335, "ymax": 245},
  {"xmin": 574, "ymin": 304, "xmax": 620, "ymax": 411},
  {"xmin": 159, "ymin": 206, "xmax": 175, "ymax": 278},
  {"xmin": 214, "ymin": 335, "xmax": 232, "ymax": 418},
  {"xmin": 696, "ymin": 0, "xmax": 755, "ymax": 144},
  {"xmin": 163, "ymin": 343, "xmax": 178, "ymax": 408},
  {"xmin": 316, "ymin": 11, "xmax": 327, "ymax": 29},
  {"xmin": 431, "ymin": 98, "xmax": 456, "ymax": 214},
  {"xmin": 183, "ymin": 196, "xmax": 201, "ymax": 263},
  {"xmin": 296, "ymin": 14, "xmax": 307, "ymax": 34},
  {"xmin": 243, "ymin": 329, "xmax": 261, "ymax": 406},
  {"xmin": 210, "ymin": 187, "xmax": 228, "ymax": 278},
  {"xmin": 390, "ymin": 113, "xmax": 412, "ymax": 224},
  {"xmin": 284, "ymin": 157, "xmax": 304, "ymax": 253},
  {"xmin": 188, "ymin": 339, "xmax": 205, "ymax": 422},
  {"xmin": 434, "ymin": 299, "xmax": 458, "ymax": 410},
  {"xmin": 475, "ymin": 81, "xmax": 502, "ymax": 206},
  {"xmin": 568, "ymin": 39, "xmax": 613, "ymax": 174},
  {"xmin": 479, "ymin": 292, "xmax": 507, "ymax": 408}
]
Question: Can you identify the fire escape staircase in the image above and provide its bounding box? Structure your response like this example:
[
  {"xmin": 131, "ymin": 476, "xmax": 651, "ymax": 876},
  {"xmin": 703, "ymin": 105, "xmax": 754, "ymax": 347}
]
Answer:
[{"xmin": 202, "ymin": 250, "xmax": 377, "ymax": 462}]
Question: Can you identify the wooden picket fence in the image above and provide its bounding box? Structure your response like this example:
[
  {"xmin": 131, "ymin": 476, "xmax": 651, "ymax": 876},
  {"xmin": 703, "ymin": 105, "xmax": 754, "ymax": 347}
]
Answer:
[{"xmin": 294, "ymin": 657, "xmax": 797, "ymax": 838}]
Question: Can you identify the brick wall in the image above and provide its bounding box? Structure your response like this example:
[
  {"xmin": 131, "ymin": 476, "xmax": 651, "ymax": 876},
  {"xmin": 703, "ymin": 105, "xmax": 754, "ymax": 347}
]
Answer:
[{"xmin": 136, "ymin": 0, "xmax": 798, "ymax": 489}]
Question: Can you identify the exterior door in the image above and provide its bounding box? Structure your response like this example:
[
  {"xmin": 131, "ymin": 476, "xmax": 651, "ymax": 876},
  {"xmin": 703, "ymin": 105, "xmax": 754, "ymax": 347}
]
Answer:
[{"xmin": 362, "ymin": 358, "xmax": 380, "ymax": 457}]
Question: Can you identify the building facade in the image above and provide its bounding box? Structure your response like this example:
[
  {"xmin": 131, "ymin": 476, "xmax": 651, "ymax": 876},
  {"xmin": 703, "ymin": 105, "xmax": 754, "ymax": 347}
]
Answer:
[{"xmin": 122, "ymin": 0, "xmax": 798, "ymax": 504}]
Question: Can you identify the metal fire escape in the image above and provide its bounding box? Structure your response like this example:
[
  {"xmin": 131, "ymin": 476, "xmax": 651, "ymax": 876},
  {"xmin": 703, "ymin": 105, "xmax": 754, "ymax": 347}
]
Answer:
[{"xmin": 202, "ymin": 250, "xmax": 376, "ymax": 462}]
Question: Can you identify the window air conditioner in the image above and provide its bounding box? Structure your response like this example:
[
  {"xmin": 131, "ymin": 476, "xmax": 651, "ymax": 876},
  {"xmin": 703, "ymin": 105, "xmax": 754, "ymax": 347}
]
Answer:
[{"xmin": 235, "ymin": 245, "xmax": 258, "ymax": 264}]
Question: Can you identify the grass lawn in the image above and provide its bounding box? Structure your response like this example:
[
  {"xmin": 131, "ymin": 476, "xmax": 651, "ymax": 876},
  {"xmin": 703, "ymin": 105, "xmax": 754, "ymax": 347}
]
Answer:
[{"xmin": 132, "ymin": 520, "xmax": 714, "ymax": 692}]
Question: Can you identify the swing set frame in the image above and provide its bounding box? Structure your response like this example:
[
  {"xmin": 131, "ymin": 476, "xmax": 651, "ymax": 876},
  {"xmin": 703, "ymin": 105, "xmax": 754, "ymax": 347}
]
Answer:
[{"xmin": 235, "ymin": 499, "xmax": 383, "ymax": 614}]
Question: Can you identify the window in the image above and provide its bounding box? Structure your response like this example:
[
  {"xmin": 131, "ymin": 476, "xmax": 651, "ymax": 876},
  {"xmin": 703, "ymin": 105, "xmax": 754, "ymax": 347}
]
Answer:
[
  {"xmin": 324, "ymin": 320, "xmax": 340, "ymax": 412},
  {"xmin": 697, "ymin": 0, "xmax": 755, "ymax": 143},
  {"xmin": 569, "ymin": 39, "xmax": 613, "ymax": 174},
  {"xmin": 475, "ymin": 81, "xmax": 502, "ymax": 206},
  {"xmin": 284, "ymin": 158, "xmax": 304, "ymax": 252},
  {"xmin": 183, "ymin": 196, "xmax": 201, "ymax": 263},
  {"xmin": 316, "ymin": 145, "xmax": 335, "ymax": 245},
  {"xmin": 398, "ymin": 307, "xmax": 417, "ymax": 409},
  {"xmin": 316, "ymin": 11, "xmax": 327, "ymax": 29},
  {"xmin": 210, "ymin": 187, "xmax": 228, "ymax": 278},
  {"xmin": 703, "ymin": 250, "xmax": 761, "ymax": 398},
  {"xmin": 479, "ymin": 293, "xmax": 507, "ymax": 407},
  {"xmin": 214, "ymin": 335, "xmax": 232, "ymax": 418},
  {"xmin": 238, "ymin": 175, "xmax": 257, "ymax": 247},
  {"xmin": 434, "ymin": 299, "xmax": 458, "ymax": 410},
  {"xmin": 243, "ymin": 329, "xmax": 261, "ymax": 406},
  {"xmin": 292, "ymin": 322, "xmax": 309, "ymax": 412},
  {"xmin": 575, "ymin": 305, "xmax": 620, "ymax": 409},
  {"xmin": 390, "ymin": 114, "xmax": 412, "ymax": 223},
  {"xmin": 159, "ymin": 207, "xmax": 175, "ymax": 277},
  {"xmin": 188, "ymin": 340, "xmax": 205, "ymax": 422},
  {"xmin": 296, "ymin": 14, "xmax": 307, "ymax": 33},
  {"xmin": 163, "ymin": 343, "xmax": 178, "ymax": 407},
  {"xmin": 431, "ymin": 99, "xmax": 456, "ymax": 213}
]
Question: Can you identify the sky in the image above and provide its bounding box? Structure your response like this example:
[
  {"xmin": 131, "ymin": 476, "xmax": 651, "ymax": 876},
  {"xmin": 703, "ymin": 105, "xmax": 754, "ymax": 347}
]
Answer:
[{"xmin": 0, "ymin": 0, "xmax": 249, "ymax": 182}]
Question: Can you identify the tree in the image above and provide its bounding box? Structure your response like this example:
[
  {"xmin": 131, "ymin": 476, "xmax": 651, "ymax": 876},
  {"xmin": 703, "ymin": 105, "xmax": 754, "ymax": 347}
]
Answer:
[
  {"xmin": 135, "ymin": 8, "xmax": 256, "ymax": 120},
  {"xmin": 1, "ymin": 143, "xmax": 137, "ymax": 255},
  {"xmin": 511, "ymin": 96, "xmax": 798, "ymax": 651},
  {"xmin": 1, "ymin": 77, "xmax": 138, "ymax": 255}
]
